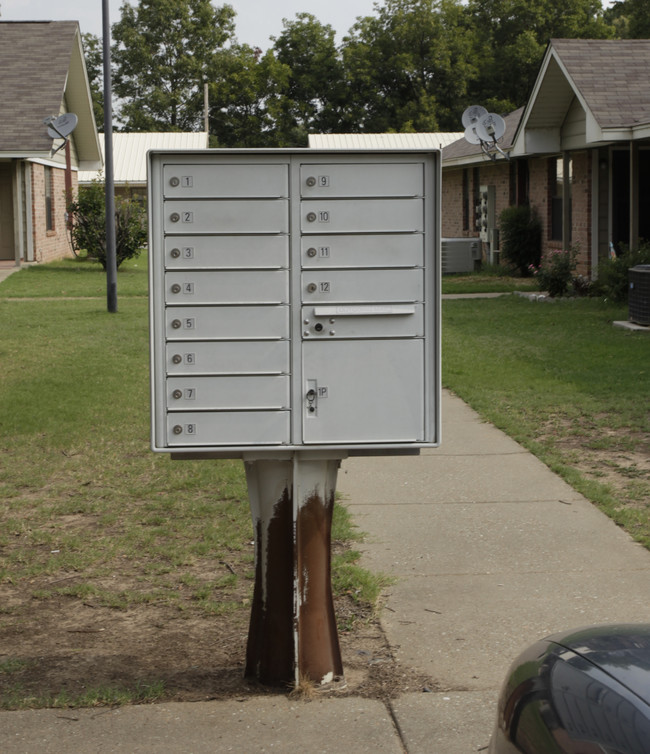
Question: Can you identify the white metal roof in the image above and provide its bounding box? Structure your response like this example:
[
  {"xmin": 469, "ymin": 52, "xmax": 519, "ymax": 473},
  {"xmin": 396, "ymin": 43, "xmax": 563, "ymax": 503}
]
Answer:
[
  {"xmin": 78, "ymin": 132, "xmax": 209, "ymax": 185},
  {"xmin": 308, "ymin": 132, "xmax": 463, "ymax": 150}
]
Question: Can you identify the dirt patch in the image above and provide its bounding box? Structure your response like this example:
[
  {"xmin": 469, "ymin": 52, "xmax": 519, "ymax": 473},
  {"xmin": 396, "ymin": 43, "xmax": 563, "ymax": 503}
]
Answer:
[
  {"xmin": 0, "ymin": 566, "xmax": 435, "ymax": 708},
  {"xmin": 536, "ymin": 417, "xmax": 650, "ymax": 511}
]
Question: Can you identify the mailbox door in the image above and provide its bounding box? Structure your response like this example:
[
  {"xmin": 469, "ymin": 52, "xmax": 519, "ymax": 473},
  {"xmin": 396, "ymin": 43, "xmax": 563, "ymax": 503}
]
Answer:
[
  {"xmin": 301, "ymin": 269, "xmax": 422, "ymax": 305},
  {"xmin": 302, "ymin": 339, "xmax": 424, "ymax": 444},
  {"xmin": 300, "ymin": 163, "xmax": 422, "ymax": 198},
  {"xmin": 300, "ymin": 198, "xmax": 423, "ymax": 234},
  {"xmin": 164, "ymin": 199, "xmax": 288, "ymax": 234},
  {"xmin": 167, "ymin": 376, "xmax": 289, "ymax": 410},
  {"xmin": 301, "ymin": 234, "xmax": 423, "ymax": 269},
  {"xmin": 163, "ymin": 163, "xmax": 288, "ymax": 198},
  {"xmin": 165, "ymin": 270, "xmax": 288, "ymax": 305},
  {"xmin": 164, "ymin": 306, "xmax": 289, "ymax": 341},
  {"xmin": 165, "ymin": 341, "xmax": 289, "ymax": 375},
  {"xmin": 301, "ymin": 305, "xmax": 423, "ymax": 339},
  {"xmin": 165, "ymin": 235, "xmax": 288, "ymax": 270},
  {"xmin": 167, "ymin": 411, "xmax": 290, "ymax": 446}
]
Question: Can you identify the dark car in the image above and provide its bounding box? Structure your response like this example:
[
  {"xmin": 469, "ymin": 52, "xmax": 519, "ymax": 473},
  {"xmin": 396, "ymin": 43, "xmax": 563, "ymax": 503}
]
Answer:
[{"xmin": 489, "ymin": 624, "xmax": 650, "ymax": 754}]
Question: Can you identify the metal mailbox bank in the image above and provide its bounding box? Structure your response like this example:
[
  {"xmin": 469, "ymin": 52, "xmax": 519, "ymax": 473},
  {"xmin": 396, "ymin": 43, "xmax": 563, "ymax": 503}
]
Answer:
[{"xmin": 149, "ymin": 149, "xmax": 441, "ymax": 687}]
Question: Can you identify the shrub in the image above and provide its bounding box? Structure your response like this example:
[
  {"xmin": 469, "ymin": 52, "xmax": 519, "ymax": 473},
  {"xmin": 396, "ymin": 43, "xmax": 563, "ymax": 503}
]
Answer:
[
  {"xmin": 530, "ymin": 247, "xmax": 577, "ymax": 297},
  {"xmin": 68, "ymin": 180, "xmax": 147, "ymax": 269},
  {"xmin": 499, "ymin": 204, "xmax": 542, "ymax": 276},
  {"xmin": 593, "ymin": 242, "xmax": 650, "ymax": 302}
]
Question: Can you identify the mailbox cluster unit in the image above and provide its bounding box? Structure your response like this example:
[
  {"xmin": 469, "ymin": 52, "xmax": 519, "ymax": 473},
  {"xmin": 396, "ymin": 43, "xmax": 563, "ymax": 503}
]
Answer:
[{"xmin": 148, "ymin": 150, "xmax": 440, "ymax": 456}]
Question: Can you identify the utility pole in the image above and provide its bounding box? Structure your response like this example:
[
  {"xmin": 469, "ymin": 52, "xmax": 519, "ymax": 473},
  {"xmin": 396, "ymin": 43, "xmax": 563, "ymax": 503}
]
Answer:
[{"xmin": 102, "ymin": 0, "xmax": 118, "ymax": 313}]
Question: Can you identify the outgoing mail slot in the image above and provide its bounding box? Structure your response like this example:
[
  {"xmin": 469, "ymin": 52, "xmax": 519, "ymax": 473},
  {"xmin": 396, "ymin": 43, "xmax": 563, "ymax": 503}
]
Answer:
[
  {"xmin": 167, "ymin": 376, "xmax": 289, "ymax": 410},
  {"xmin": 167, "ymin": 411, "xmax": 290, "ymax": 446},
  {"xmin": 302, "ymin": 304, "xmax": 423, "ymax": 339},
  {"xmin": 301, "ymin": 234, "xmax": 423, "ymax": 269},
  {"xmin": 302, "ymin": 269, "xmax": 423, "ymax": 304},
  {"xmin": 164, "ymin": 199, "xmax": 288, "ymax": 234},
  {"xmin": 166, "ymin": 341, "xmax": 289, "ymax": 375},
  {"xmin": 164, "ymin": 164, "xmax": 288, "ymax": 198},
  {"xmin": 165, "ymin": 235, "xmax": 288, "ymax": 270},
  {"xmin": 165, "ymin": 306, "xmax": 289, "ymax": 340},
  {"xmin": 300, "ymin": 163, "xmax": 423, "ymax": 198},
  {"xmin": 301, "ymin": 198, "xmax": 422, "ymax": 234},
  {"xmin": 165, "ymin": 270, "xmax": 288, "ymax": 305}
]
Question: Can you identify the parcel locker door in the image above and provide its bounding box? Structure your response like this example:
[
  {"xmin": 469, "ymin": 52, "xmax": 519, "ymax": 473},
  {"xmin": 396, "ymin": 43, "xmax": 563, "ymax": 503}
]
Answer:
[{"xmin": 302, "ymin": 339, "xmax": 425, "ymax": 444}]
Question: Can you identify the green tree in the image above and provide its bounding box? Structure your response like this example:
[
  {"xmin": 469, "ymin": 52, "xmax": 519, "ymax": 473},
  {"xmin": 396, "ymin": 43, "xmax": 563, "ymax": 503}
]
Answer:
[
  {"xmin": 208, "ymin": 44, "xmax": 290, "ymax": 147},
  {"xmin": 82, "ymin": 33, "xmax": 104, "ymax": 130},
  {"xmin": 67, "ymin": 180, "xmax": 147, "ymax": 269},
  {"xmin": 605, "ymin": 0, "xmax": 650, "ymax": 38},
  {"xmin": 340, "ymin": 0, "xmax": 476, "ymax": 133},
  {"xmin": 111, "ymin": 0, "xmax": 235, "ymax": 131},
  {"xmin": 272, "ymin": 14, "xmax": 347, "ymax": 146},
  {"xmin": 466, "ymin": 0, "xmax": 615, "ymax": 111}
]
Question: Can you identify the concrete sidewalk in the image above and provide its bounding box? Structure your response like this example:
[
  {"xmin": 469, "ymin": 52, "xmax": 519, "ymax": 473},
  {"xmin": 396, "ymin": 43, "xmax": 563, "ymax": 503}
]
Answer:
[{"xmin": 3, "ymin": 390, "xmax": 650, "ymax": 753}]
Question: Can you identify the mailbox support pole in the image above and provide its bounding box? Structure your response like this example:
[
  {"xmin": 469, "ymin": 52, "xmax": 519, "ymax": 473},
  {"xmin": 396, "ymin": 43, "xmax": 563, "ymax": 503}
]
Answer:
[{"xmin": 244, "ymin": 453, "xmax": 346, "ymax": 688}]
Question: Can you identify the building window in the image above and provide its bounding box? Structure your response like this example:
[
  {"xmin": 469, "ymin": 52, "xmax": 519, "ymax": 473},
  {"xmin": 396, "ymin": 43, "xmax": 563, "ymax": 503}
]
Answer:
[
  {"xmin": 44, "ymin": 166, "xmax": 54, "ymax": 231},
  {"xmin": 550, "ymin": 157, "xmax": 571, "ymax": 242}
]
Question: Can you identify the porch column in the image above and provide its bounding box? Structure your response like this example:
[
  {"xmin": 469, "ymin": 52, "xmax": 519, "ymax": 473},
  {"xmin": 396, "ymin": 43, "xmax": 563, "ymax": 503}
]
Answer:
[
  {"xmin": 630, "ymin": 142, "xmax": 639, "ymax": 250},
  {"xmin": 562, "ymin": 152, "xmax": 572, "ymax": 251}
]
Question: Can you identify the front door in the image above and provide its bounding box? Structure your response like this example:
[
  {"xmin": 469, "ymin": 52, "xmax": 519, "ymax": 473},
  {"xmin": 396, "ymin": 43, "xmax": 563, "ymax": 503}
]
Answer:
[{"xmin": 0, "ymin": 163, "xmax": 15, "ymax": 261}]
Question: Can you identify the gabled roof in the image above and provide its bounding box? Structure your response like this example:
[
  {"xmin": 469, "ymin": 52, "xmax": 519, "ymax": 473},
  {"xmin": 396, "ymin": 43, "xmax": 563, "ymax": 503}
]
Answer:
[
  {"xmin": 0, "ymin": 21, "xmax": 101, "ymax": 168},
  {"xmin": 308, "ymin": 132, "xmax": 463, "ymax": 150},
  {"xmin": 512, "ymin": 38, "xmax": 650, "ymax": 155},
  {"xmin": 441, "ymin": 108, "xmax": 524, "ymax": 167},
  {"xmin": 79, "ymin": 132, "xmax": 210, "ymax": 185}
]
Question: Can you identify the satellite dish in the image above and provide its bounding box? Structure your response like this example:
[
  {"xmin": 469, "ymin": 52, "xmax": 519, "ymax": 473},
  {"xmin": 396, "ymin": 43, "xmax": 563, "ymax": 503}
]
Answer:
[
  {"xmin": 464, "ymin": 125, "xmax": 482, "ymax": 145},
  {"xmin": 475, "ymin": 113, "xmax": 506, "ymax": 143},
  {"xmin": 461, "ymin": 105, "xmax": 488, "ymax": 129},
  {"xmin": 45, "ymin": 113, "xmax": 78, "ymax": 140}
]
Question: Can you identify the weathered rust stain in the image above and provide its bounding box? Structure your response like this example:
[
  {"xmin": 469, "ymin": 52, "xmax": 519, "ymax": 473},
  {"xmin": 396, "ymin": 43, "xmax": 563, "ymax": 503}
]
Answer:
[
  {"xmin": 295, "ymin": 489, "xmax": 343, "ymax": 684},
  {"xmin": 245, "ymin": 487, "xmax": 295, "ymax": 686}
]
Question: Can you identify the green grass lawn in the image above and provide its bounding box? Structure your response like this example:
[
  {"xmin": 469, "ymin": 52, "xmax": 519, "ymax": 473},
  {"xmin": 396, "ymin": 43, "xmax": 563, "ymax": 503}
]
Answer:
[
  {"xmin": 443, "ymin": 295, "xmax": 650, "ymax": 546},
  {"xmin": 0, "ymin": 255, "xmax": 382, "ymax": 708},
  {"xmin": 442, "ymin": 266, "xmax": 539, "ymax": 295}
]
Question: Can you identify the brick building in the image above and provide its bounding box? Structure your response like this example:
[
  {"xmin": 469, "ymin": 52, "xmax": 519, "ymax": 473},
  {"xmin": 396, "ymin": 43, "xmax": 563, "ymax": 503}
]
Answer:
[
  {"xmin": 0, "ymin": 21, "xmax": 101, "ymax": 267},
  {"xmin": 443, "ymin": 39, "xmax": 650, "ymax": 279}
]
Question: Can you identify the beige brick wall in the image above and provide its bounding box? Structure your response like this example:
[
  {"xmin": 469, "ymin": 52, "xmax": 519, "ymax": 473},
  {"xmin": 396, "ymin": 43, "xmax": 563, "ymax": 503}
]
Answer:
[{"xmin": 31, "ymin": 163, "xmax": 77, "ymax": 263}]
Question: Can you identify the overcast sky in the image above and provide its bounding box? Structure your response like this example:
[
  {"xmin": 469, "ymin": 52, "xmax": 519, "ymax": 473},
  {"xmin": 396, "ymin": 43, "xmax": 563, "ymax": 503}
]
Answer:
[{"xmin": 0, "ymin": 0, "xmax": 380, "ymax": 49}]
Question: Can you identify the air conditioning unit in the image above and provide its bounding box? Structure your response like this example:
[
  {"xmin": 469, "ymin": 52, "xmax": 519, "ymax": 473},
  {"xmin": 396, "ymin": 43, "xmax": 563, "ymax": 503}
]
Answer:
[
  {"xmin": 441, "ymin": 238, "xmax": 480, "ymax": 274},
  {"xmin": 629, "ymin": 265, "xmax": 650, "ymax": 326}
]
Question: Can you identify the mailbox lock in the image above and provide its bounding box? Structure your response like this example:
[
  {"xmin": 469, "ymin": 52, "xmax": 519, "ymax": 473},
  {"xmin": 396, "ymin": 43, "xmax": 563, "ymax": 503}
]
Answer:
[
  {"xmin": 170, "ymin": 248, "xmax": 181, "ymax": 259},
  {"xmin": 171, "ymin": 283, "xmax": 182, "ymax": 294},
  {"xmin": 306, "ymin": 176, "xmax": 316, "ymax": 187},
  {"xmin": 314, "ymin": 322, "xmax": 324, "ymax": 333},
  {"xmin": 171, "ymin": 319, "xmax": 182, "ymax": 329},
  {"xmin": 306, "ymin": 212, "xmax": 317, "ymax": 223},
  {"xmin": 172, "ymin": 389, "xmax": 183, "ymax": 400},
  {"xmin": 172, "ymin": 354, "xmax": 182, "ymax": 364},
  {"xmin": 307, "ymin": 283, "xmax": 317, "ymax": 293},
  {"xmin": 172, "ymin": 425, "xmax": 183, "ymax": 435},
  {"xmin": 306, "ymin": 388, "xmax": 317, "ymax": 413},
  {"xmin": 169, "ymin": 176, "xmax": 180, "ymax": 187},
  {"xmin": 306, "ymin": 247, "xmax": 317, "ymax": 258},
  {"xmin": 170, "ymin": 212, "xmax": 181, "ymax": 223}
]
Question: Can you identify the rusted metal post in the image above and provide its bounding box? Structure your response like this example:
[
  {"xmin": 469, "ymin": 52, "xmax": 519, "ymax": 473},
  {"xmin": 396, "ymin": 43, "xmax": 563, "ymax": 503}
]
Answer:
[{"xmin": 244, "ymin": 453, "xmax": 345, "ymax": 688}]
